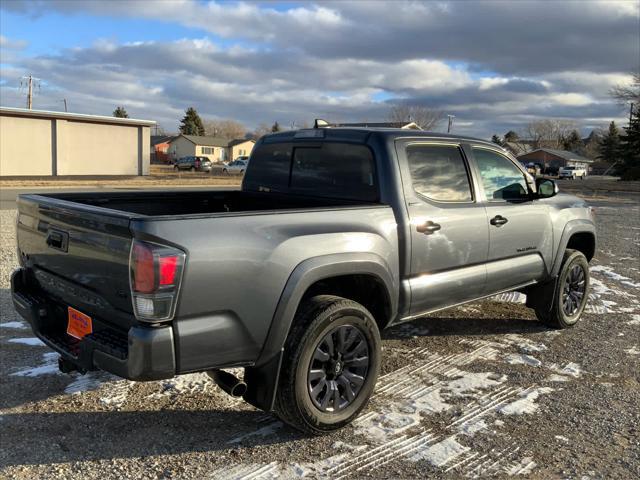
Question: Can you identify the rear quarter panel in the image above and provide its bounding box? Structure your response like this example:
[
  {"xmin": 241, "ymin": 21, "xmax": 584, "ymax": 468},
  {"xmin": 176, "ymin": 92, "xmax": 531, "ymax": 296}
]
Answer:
[{"xmin": 130, "ymin": 206, "xmax": 399, "ymax": 371}]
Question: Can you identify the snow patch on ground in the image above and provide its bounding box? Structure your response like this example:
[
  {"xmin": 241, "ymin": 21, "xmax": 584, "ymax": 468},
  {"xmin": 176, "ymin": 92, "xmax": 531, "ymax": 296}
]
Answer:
[
  {"xmin": 591, "ymin": 265, "xmax": 640, "ymax": 289},
  {"xmin": 549, "ymin": 362, "xmax": 583, "ymax": 378},
  {"xmin": 506, "ymin": 457, "xmax": 537, "ymax": 475},
  {"xmin": 7, "ymin": 337, "xmax": 45, "ymax": 346},
  {"xmin": 628, "ymin": 314, "xmax": 640, "ymax": 326},
  {"xmin": 555, "ymin": 435, "xmax": 570, "ymax": 443},
  {"xmin": 492, "ymin": 291, "xmax": 527, "ymax": 304},
  {"xmin": 410, "ymin": 435, "xmax": 469, "ymax": 466},
  {"xmin": 499, "ymin": 387, "xmax": 554, "ymax": 415},
  {"xmin": 546, "ymin": 374, "xmax": 570, "ymax": 382},
  {"xmin": 100, "ymin": 381, "xmax": 134, "ymax": 408},
  {"xmin": 624, "ymin": 346, "xmax": 640, "ymax": 355},
  {"xmin": 1, "ymin": 321, "xmax": 27, "ymax": 329},
  {"xmin": 148, "ymin": 372, "xmax": 214, "ymax": 398},
  {"xmin": 10, "ymin": 352, "xmax": 59, "ymax": 377},
  {"xmin": 65, "ymin": 371, "xmax": 114, "ymax": 394},
  {"xmin": 504, "ymin": 353, "xmax": 542, "ymax": 367}
]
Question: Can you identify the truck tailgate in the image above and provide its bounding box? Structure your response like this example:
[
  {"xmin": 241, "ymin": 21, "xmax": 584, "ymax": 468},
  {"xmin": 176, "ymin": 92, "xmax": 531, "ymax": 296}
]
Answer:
[{"xmin": 16, "ymin": 194, "xmax": 136, "ymax": 331}]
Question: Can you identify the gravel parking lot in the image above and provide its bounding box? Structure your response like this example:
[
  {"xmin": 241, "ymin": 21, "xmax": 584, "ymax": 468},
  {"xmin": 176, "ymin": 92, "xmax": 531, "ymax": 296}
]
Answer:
[{"xmin": 1, "ymin": 185, "xmax": 638, "ymax": 479}]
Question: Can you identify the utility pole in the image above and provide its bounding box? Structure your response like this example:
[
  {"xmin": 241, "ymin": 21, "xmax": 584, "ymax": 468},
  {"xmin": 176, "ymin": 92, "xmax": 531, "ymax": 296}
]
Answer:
[
  {"xmin": 630, "ymin": 102, "xmax": 635, "ymax": 122},
  {"xmin": 20, "ymin": 75, "xmax": 41, "ymax": 110},
  {"xmin": 62, "ymin": 98, "xmax": 68, "ymax": 112},
  {"xmin": 447, "ymin": 114, "xmax": 455, "ymax": 133},
  {"xmin": 27, "ymin": 75, "xmax": 33, "ymax": 109}
]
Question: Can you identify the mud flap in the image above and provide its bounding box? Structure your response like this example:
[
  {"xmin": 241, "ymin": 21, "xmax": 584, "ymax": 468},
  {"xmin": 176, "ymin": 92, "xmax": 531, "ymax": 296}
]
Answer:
[
  {"xmin": 243, "ymin": 349, "xmax": 283, "ymax": 412},
  {"xmin": 524, "ymin": 277, "xmax": 558, "ymax": 314}
]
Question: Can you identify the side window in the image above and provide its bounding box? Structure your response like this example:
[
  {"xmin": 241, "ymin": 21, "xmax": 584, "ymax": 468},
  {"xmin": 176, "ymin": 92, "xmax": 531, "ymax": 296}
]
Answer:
[
  {"xmin": 406, "ymin": 145, "xmax": 473, "ymax": 202},
  {"xmin": 473, "ymin": 148, "xmax": 529, "ymax": 201}
]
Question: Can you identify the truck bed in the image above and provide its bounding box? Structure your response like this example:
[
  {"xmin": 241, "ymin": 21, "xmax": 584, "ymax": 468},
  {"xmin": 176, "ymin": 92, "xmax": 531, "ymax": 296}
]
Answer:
[{"xmin": 42, "ymin": 190, "xmax": 378, "ymax": 217}]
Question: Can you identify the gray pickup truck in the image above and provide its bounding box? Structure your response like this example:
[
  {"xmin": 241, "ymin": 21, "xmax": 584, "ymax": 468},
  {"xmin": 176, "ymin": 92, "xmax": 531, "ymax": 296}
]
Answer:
[{"xmin": 12, "ymin": 127, "xmax": 596, "ymax": 433}]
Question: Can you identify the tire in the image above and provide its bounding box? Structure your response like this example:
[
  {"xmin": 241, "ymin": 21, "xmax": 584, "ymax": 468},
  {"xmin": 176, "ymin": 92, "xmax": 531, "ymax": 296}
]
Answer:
[
  {"xmin": 535, "ymin": 249, "xmax": 590, "ymax": 328},
  {"xmin": 274, "ymin": 295, "xmax": 381, "ymax": 434},
  {"xmin": 222, "ymin": 168, "xmax": 228, "ymax": 174}
]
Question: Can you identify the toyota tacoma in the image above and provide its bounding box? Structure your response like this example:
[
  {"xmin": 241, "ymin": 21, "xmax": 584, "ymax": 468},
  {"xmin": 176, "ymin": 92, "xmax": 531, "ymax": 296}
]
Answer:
[{"xmin": 12, "ymin": 125, "xmax": 596, "ymax": 433}]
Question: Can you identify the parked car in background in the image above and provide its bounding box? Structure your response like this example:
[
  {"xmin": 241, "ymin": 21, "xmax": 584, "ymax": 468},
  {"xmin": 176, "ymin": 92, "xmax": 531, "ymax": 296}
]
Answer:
[
  {"xmin": 174, "ymin": 156, "xmax": 212, "ymax": 172},
  {"xmin": 223, "ymin": 159, "xmax": 249, "ymax": 174},
  {"xmin": 559, "ymin": 166, "xmax": 587, "ymax": 180}
]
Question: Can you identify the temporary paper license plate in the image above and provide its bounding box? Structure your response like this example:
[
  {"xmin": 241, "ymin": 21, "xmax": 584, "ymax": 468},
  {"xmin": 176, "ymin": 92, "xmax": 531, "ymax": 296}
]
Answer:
[{"xmin": 67, "ymin": 306, "xmax": 93, "ymax": 339}]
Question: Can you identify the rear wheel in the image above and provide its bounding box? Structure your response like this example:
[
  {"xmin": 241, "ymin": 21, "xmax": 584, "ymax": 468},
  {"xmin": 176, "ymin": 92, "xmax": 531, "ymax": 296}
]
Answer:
[
  {"xmin": 274, "ymin": 295, "xmax": 381, "ymax": 434},
  {"xmin": 535, "ymin": 249, "xmax": 590, "ymax": 328}
]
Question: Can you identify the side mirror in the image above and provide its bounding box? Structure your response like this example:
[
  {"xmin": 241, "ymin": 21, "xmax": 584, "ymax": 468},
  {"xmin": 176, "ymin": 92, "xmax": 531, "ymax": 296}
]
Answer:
[{"xmin": 536, "ymin": 178, "xmax": 558, "ymax": 198}]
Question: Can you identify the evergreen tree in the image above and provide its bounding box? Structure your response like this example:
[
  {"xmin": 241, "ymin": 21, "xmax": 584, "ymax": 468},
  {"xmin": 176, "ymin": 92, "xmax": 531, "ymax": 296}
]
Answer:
[
  {"xmin": 491, "ymin": 134, "xmax": 504, "ymax": 146},
  {"xmin": 619, "ymin": 107, "xmax": 640, "ymax": 172},
  {"xmin": 271, "ymin": 121, "xmax": 281, "ymax": 133},
  {"xmin": 504, "ymin": 130, "xmax": 519, "ymax": 142},
  {"xmin": 179, "ymin": 107, "xmax": 205, "ymax": 136},
  {"xmin": 562, "ymin": 129, "xmax": 582, "ymax": 152},
  {"xmin": 113, "ymin": 106, "xmax": 129, "ymax": 118},
  {"xmin": 597, "ymin": 121, "xmax": 621, "ymax": 164}
]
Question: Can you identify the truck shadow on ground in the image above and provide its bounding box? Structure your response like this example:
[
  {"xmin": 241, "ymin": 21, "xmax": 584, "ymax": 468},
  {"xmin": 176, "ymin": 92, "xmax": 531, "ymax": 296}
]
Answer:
[{"xmin": 0, "ymin": 409, "xmax": 302, "ymax": 467}]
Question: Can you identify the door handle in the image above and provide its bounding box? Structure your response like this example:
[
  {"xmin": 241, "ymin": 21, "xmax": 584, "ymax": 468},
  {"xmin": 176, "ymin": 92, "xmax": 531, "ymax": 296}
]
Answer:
[
  {"xmin": 490, "ymin": 215, "xmax": 509, "ymax": 227},
  {"xmin": 417, "ymin": 221, "xmax": 441, "ymax": 235}
]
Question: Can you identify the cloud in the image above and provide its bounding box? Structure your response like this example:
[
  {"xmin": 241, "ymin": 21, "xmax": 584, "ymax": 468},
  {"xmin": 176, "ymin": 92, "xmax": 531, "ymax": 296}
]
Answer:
[
  {"xmin": 1, "ymin": 0, "xmax": 636, "ymax": 136},
  {"xmin": 0, "ymin": 35, "xmax": 28, "ymax": 50}
]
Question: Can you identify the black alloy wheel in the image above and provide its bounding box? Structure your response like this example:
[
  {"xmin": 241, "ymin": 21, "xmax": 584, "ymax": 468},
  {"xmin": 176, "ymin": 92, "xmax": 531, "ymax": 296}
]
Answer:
[
  {"xmin": 562, "ymin": 264, "xmax": 586, "ymax": 316},
  {"xmin": 308, "ymin": 324, "xmax": 369, "ymax": 412}
]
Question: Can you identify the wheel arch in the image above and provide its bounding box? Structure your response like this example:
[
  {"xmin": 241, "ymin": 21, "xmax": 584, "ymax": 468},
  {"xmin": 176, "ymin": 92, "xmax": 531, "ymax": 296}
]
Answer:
[
  {"xmin": 243, "ymin": 252, "xmax": 397, "ymax": 412},
  {"xmin": 551, "ymin": 220, "xmax": 596, "ymax": 277}
]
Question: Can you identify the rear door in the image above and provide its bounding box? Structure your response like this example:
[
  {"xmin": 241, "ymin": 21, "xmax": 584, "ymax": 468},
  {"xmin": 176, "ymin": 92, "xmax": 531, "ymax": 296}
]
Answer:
[
  {"xmin": 396, "ymin": 140, "xmax": 489, "ymax": 316},
  {"xmin": 469, "ymin": 145, "xmax": 553, "ymax": 293}
]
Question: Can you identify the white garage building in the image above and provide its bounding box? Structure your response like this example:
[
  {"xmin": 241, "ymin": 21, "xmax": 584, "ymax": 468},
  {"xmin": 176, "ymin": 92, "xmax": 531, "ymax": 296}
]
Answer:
[{"xmin": 0, "ymin": 107, "xmax": 155, "ymax": 176}]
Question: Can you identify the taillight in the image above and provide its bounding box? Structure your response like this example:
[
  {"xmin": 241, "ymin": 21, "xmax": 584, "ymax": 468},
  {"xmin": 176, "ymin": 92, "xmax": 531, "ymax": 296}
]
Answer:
[
  {"xmin": 159, "ymin": 256, "xmax": 178, "ymax": 285},
  {"xmin": 132, "ymin": 242, "xmax": 155, "ymax": 293},
  {"xmin": 130, "ymin": 240, "xmax": 185, "ymax": 322}
]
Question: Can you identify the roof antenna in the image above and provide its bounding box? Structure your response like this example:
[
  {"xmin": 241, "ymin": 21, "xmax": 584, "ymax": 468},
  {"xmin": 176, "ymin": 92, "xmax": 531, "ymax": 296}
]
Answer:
[{"xmin": 314, "ymin": 119, "xmax": 330, "ymax": 128}]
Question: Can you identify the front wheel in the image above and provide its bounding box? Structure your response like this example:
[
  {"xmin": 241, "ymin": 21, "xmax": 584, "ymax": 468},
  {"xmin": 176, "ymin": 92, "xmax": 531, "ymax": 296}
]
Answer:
[
  {"xmin": 274, "ymin": 295, "xmax": 381, "ymax": 434},
  {"xmin": 535, "ymin": 249, "xmax": 590, "ymax": 328}
]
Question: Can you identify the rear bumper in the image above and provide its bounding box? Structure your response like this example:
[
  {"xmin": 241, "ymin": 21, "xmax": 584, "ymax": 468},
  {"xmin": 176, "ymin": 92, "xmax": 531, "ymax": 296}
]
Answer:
[{"xmin": 11, "ymin": 268, "xmax": 176, "ymax": 381}]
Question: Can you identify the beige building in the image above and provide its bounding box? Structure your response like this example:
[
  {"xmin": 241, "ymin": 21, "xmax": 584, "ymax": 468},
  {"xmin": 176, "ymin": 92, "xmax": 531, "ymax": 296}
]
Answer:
[
  {"xmin": 0, "ymin": 107, "xmax": 155, "ymax": 176},
  {"xmin": 169, "ymin": 135, "xmax": 255, "ymax": 164}
]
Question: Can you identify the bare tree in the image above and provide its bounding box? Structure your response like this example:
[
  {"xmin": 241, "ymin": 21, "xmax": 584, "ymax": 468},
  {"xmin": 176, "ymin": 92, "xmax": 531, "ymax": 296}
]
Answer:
[
  {"xmin": 202, "ymin": 119, "xmax": 247, "ymax": 139},
  {"xmin": 248, "ymin": 123, "xmax": 273, "ymax": 139},
  {"xmin": 522, "ymin": 119, "xmax": 577, "ymax": 149},
  {"xmin": 610, "ymin": 72, "xmax": 640, "ymax": 106},
  {"xmin": 388, "ymin": 104, "xmax": 443, "ymax": 130}
]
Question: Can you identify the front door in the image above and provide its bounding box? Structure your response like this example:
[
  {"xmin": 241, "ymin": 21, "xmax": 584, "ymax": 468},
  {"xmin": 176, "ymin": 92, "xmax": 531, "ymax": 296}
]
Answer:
[
  {"xmin": 470, "ymin": 146, "xmax": 553, "ymax": 294},
  {"xmin": 397, "ymin": 141, "xmax": 489, "ymax": 316}
]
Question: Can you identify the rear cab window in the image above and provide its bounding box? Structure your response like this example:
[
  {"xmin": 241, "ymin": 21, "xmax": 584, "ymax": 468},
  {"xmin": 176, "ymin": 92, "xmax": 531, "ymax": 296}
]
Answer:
[
  {"xmin": 244, "ymin": 141, "xmax": 379, "ymax": 202},
  {"xmin": 405, "ymin": 144, "xmax": 473, "ymax": 202}
]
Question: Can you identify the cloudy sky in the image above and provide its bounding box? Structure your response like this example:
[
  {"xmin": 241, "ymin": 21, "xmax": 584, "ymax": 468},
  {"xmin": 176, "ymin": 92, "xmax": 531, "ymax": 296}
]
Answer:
[{"xmin": 0, "ymin": 0, "xmax": 638, "ymax": 137}]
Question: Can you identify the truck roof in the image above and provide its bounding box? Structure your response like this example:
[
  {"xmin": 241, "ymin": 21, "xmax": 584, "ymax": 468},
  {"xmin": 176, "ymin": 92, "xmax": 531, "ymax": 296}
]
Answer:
[{"xmin": 261, "ymin": 127, "xmax": 497, "ymax": 149}]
